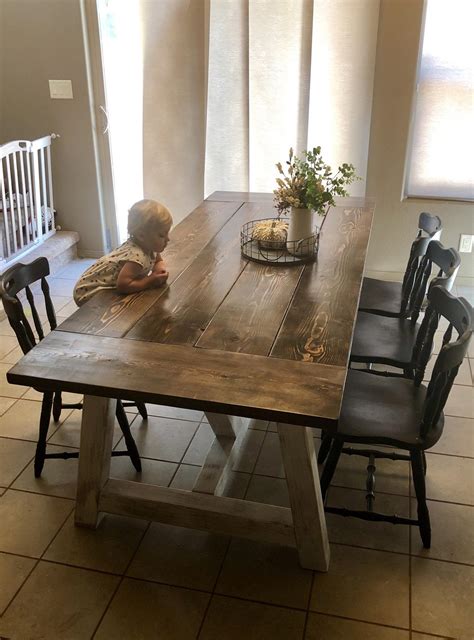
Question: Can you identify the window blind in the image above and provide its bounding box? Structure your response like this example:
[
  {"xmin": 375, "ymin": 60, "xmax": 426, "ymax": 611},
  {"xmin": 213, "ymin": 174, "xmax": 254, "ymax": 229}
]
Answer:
[{"xmin": 405, "ymin": 0, "xmax": 474, "ymax": 201}]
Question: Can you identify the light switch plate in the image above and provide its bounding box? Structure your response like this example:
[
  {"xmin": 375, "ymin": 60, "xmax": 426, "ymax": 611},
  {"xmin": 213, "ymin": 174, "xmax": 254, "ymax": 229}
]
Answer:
[
  {"xmin": 49, "ymin": 80, "xmax": 73, "ymax": 99},
  {"xmin": 459, "ymin": 234, "xmax": 473, "ymax": 253}
]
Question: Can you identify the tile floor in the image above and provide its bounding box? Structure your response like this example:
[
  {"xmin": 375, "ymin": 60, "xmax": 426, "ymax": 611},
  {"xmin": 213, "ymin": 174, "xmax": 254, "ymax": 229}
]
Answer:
[{"xmin": 0, "ymin": 260, "xmax": 472, "ymax": 639}]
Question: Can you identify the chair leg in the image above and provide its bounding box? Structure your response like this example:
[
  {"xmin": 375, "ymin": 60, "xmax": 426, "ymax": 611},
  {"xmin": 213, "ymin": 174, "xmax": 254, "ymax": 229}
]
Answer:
[
  {"xmin": 136, "ymin": 402, "xmax": 148, "ymax": 420},
  {"xmin": 421, "ymin": 450, "xmax": 427, "ymax": 476},
  {"xmin": 34, "ymin": 392, "xmax": 54, "ymax": 478},
  {"xmin": 410, "ymin": 449, "xmax": 431, "ymax": 548},
  {"xmin": 52, "ymin": 390, "xmax": 62, "ymax": 422},
  {"xmin": 116, "ymin": 400, "xmax": 142, "ymax": 472},
  {"xmin": 317, "ymin": 432, "xmax": 332, "ymax": 465},
  {"xmin": 320, "ymin": 438, "xmax": 344, "ymax": 500}
]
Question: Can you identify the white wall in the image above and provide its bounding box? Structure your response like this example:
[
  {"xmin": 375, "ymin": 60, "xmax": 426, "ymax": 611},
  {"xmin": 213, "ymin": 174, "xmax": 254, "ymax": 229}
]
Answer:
[
  {"xmin": 0, "ymin": 0, "xmax": 104, "ymax": 257},
  {"xmin": 366, "ymin": 0, "xmax": 474, "ymax": 279}
]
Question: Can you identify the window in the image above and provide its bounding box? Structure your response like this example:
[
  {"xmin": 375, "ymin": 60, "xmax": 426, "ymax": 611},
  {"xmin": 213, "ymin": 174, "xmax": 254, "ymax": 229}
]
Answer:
[{"xmin": 405, "ymin": 0, "xmax": 474, "ymax": 201}]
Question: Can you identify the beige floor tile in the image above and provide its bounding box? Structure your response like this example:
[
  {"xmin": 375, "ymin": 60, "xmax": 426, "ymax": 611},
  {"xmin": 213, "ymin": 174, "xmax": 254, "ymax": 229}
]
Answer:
[
  {"xmin": 12, "ymin": 445, "xmax": 80, "ymax": 498},
  {"xmin": 200, "ymin": 594, "xmax": 305, "ymax": 640},
  {"xmin": 0, "ymin": 437, "xmax": 36, "ymax": 486},
  {"xmin": 133, "ymin": 403, "xmax": 204, "ymax": 422},
  {"xmin": 0, "ymin": 363, "xmax": 28, "ymax": 397},
  {"xmin": 22, "ymin": 387, "xmax": 83, "ymax": 404},
  {"xmin": 254, "ymin": 431, "xmax": 285, "ymax": 477},
  {"xmin": 0, "ymin": 344, "xmax": 24, "ymax": 365},
  {"xmin": 0, "ymin": 319, "xmax": 16, "ymax": 337},
  {"xmin": 0, "ymin": 396, "xmax": 16, "ymax": 417},
  {"xmin": 216, "ymin": 538, "xmax": 312, "ymax": 609},
  {"xmin": 44, "ymin": 511, "xmax": 148, "ymax": 573},
  {"xmin": 0, "ymin": 398, "xmax": 71, "ymax": 441},
  {"xmin": 37, "ymin": 277, "xmax": 75, "ymax": 297},
  {"xmin": 305, "ymin": 613, "xmax": 409, "ymax": 639},
  {"xmin": 0, "ymin": 336, "xmax": 19, "ymax": 360},
  {"xmin": 469, "ymin": 358, "xmax": 473, "ymax": 383},
  {"xmin": 55, "ymin": 259, "xmax": 96, "ymax": 280},
  {"xmin": 181, "ymin": 421, "xmax": 216, "ymax": 465},
  {"xmin": 310, "ymin": 545, "xmax": 409, "ymax": 628},
  {"xmin": 128, "ymin": 522, "xmax": 229, "ymax": 590},
  {"xmin": 94, "ymin": 578, "xmax": 209, "ymax": 640},
  {"xmin": 444, "ymin": 384, "xmax": 473, "ymax": 419},
  {"xmin": 331, "ymin": 446, "xmax": 410, "ymax": 497},
  {"xmin": 326, "ymin": 487, "xmax": 410, "ymax": 553},
  {"xmin": 245, "ymin": 474, "xmax": 290, "ymax": 507},
  {"xmin": 0, "ymin": 561, "xmax": 119, "ymax": 639},
  {"xmin": 430, "ymin": 415, "xmax": 474, "ymax": 458},
  {"xmin": 56, "ymin": 299, "xmax": 79, "ymax": 318},
  {"xmin": 424, "ymin": 357, "xmax": 471, "ymax": 386},
  {"xmin": 48, "ymin": 409, "xmax": 123, "ymax": 449},
  {"xmin": 410, "ymin": 499, "xmax": 474, "ymax": 564},
  {"xmin": 131, "ymin": 416, "xmax": 199, "ymax": 462},
  {"xmin": 170, "ymin": 463, "xmax": 200, "ymax": 489},
  {"xmin": 109, "ymin": 454, "xmax": 177, "ymax": 486},
  {"xmin": 421, "ymin": 453, "xmax": 473, "ymax": 505},
  {"xmin": 0, "ymin": 552, "xmax": 36, "ymax": 614},
  {"xmin": 411, "ymin": 557, "xmax": 474, "ymax": 638},
  {"xmin": 0, "ymin": 489, "xmax": 72, "ymax": 556}
]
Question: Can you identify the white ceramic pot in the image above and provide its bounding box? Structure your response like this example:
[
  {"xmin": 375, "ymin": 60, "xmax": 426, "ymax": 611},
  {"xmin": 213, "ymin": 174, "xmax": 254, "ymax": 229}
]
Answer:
[{"xmin": 287, "ymin": 207, "xmax": 314, "ymax": 255}]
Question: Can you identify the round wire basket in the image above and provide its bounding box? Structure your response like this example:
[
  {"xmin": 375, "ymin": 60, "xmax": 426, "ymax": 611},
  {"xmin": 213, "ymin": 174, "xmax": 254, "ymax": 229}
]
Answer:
[{"xmin": 241, "ymin": 218, "xmax": 319, "ymax": 265}]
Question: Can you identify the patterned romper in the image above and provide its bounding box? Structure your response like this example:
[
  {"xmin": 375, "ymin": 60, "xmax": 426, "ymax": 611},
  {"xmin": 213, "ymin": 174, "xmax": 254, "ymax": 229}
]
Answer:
[{"xmin": 73, "ymin": 239, "xmax": 154, "ymax": 306}]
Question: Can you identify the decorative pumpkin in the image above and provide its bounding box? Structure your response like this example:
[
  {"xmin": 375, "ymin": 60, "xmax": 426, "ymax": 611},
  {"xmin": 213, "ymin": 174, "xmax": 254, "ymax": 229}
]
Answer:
[{"xmin": 251, "ymin": 219, "xmax": 288, "ymax": 249}]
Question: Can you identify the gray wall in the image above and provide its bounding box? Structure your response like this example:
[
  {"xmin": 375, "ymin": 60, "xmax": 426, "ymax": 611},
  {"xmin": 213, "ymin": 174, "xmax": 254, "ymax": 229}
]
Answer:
[
  {"xmin": 0, "ymin": 0, "xmax": 104, "ymax": 256},
  {"xmin": 365, "ymin": 0, "xmax": 474, "ymax": 279}
]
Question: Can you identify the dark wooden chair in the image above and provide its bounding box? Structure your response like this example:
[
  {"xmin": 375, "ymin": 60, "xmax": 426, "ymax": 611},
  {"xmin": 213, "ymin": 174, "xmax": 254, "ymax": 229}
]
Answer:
[
  {"xmin": 320, "ymin": 286, "xmax": 472, "ymax": 547},
  {"xmin": 359, "ymin": 212, "xmax": 442, "ymax": 318},
  {"xmin": 318, "ymin": 243, "xmax": 460, "ymax": 465},
  {"xmin": 350, "ymin": 241, "xmax": 460, "ymax": 374},
  {"xmin": 0, "ymin": 257, "xmax": 144, "ymax": 477}
]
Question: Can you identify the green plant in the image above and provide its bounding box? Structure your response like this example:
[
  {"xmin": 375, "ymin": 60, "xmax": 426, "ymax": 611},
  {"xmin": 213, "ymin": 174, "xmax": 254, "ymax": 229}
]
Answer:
[{"xmin": 274, "ymin": 147, "xmax": 360, "ymax": 217}]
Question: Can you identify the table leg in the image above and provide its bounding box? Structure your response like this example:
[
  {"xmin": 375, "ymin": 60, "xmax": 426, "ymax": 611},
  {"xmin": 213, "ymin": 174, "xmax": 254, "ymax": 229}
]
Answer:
[
  {"xmin": 75, "ymin": 396, "xmax": 116, "ymax": 528},
  {"xmin": 277, "ymin": 423, "xmax": 330, "ymax": 571}
]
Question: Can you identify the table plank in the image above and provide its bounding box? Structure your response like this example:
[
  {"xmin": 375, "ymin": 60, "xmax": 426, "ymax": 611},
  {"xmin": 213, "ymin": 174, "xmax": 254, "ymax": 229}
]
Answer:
[
  {"xmin": 196, "ymin": 261, "xmax": 304, "ymax": 355},
  {"xmin": 57, "ymin": 200, "xmax": 244, "ymax": 338},
  {"xmin": 125, "ymin": 202, "xmax": 277, "ymax": 345},
  {"xmin": 7, "ymin": 330, "xmax": 346, "ymax": 428},
  {"xmin": 270, "ymin": 203, "xmax": 374, "ymax": 366}
]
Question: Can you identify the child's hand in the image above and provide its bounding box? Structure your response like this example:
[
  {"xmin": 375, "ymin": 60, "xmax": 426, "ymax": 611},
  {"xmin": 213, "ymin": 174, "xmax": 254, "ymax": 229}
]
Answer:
[
  {"xmin": 149, "ymin": 270, "xmax": 169, "ymax": 288},
  {"xmin": 152, "ymin": 259, "xmax": 167, "ymax": 275}
]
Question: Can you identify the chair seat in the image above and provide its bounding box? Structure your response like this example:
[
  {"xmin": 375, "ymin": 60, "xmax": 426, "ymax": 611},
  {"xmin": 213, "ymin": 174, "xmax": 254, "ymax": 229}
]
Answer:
[
  {"xmin": 338, "ymin": 370, "xmax": 443, "ymax": 449},
  {"xmin": 351, "ymin": 311, "xmax": 417, "ymax": 367},
  {"xmin": 359, "ymin": 277, "xmax": 403, "ymax": 316}
]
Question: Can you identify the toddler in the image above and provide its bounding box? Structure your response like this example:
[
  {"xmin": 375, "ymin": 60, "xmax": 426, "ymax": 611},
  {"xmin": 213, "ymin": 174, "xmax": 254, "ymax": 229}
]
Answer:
[{"xmin": 73, "ymin": 199, "xmax": 172, "ymax": 306}]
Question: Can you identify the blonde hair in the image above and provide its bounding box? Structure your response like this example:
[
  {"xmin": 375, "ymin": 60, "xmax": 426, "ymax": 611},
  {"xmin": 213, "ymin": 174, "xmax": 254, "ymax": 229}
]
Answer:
[{"xmin": 127, "ymin": 199, "xmax": 173, "ymax": 238}]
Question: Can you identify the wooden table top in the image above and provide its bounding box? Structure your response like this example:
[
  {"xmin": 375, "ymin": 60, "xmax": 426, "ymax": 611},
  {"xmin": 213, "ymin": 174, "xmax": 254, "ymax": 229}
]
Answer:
[{"xmin": 8, "ymin": 192, "xmax": 375, "ymax": 429}]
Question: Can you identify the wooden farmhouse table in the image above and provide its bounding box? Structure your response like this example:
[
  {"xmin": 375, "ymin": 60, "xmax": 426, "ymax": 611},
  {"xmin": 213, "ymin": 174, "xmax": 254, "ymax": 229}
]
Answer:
[{"xmin": 7, "ymin": 192, "xmax": 374, "ymax": 571}]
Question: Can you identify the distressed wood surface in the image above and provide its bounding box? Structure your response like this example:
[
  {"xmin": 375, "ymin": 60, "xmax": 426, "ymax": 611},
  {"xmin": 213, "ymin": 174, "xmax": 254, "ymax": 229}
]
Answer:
[
  {"xmin": 7, "ymin": 331, "xmax": 345, "ymax": 428},
  {"xmin": 57, "ymin": 200, "xmax": 244, "ymax": 337},
  {"xmin": 9, "ymin": 194, "xmax": 374, "ymax": 428}
]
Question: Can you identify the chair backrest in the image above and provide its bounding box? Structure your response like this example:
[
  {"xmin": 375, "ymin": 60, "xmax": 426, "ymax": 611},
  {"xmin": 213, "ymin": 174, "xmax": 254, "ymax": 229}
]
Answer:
[
  {"xmin": 0, "ymin": 257, "xmax": 57, "ymax": 354},
  {"xmin": 408, "ymin": 240, "xmax": 460, "ymax": 324},
  {"xmin": 417, "ymin": 287, "xmax": 472, "ymax": 439},
  {"xmin": 418, "ymin": 212, "xmax": 442, "ymax": 240},
  {"xmin": 399, "ymin": 213, "xmax": 443, "ymax": 315}
]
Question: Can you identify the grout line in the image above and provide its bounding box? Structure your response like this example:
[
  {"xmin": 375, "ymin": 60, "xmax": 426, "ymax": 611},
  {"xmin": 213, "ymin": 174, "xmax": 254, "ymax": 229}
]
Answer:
[
  {"xmin": 90, "ymin": 520, "xmax": 152, "ymax": 639},
  {"xmin": 302, "ymin": 569, "xmax": 316, "ymax": 639}
]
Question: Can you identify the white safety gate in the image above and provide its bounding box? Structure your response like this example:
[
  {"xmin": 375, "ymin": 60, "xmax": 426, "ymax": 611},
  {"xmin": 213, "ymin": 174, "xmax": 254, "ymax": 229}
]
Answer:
[{"xmin": 0, "ymin": 135, "xmax": 57, "ymax": 266}]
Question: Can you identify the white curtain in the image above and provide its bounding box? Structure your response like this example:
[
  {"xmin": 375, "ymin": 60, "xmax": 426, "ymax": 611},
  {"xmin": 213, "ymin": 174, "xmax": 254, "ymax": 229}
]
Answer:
[
  {"xmin": 205, "ymin": 0, "xmax": 380, "ymax": 197},
  {"xmin": 139, "ymin": 0, "xmax": 380, "ymax": 224}
]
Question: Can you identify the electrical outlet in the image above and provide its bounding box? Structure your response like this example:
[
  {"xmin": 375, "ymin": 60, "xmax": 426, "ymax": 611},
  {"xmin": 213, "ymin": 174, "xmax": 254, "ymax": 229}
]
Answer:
[
  {"xmin": 459, "ymin": 234, "xmax": 473, "ymax": 253},
  {"xmin": 49, "ymin": 80, "xmax": 73, "ymax": 99}
]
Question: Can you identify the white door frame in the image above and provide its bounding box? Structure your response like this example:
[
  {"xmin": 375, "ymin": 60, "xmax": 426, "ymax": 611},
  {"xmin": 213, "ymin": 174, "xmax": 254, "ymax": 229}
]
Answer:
[{"xmin": 80, "ymin": 0, "xmax": 119, "ymax": 253}]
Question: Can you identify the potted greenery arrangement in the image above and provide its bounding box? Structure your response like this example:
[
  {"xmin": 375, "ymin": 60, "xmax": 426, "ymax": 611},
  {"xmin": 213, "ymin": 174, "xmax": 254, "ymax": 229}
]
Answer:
[{"xmin": 274, "ymin": 147, "xmax": 359, "ymax": 254}]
